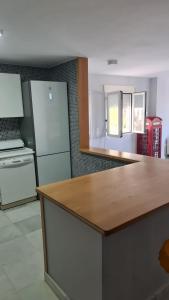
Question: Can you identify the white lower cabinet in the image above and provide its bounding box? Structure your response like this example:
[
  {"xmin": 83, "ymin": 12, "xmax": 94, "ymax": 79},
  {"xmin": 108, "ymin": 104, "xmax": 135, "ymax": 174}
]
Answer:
[{"xmin": 0, "ymin": 157, "xmax": 36, "ymax": 205}]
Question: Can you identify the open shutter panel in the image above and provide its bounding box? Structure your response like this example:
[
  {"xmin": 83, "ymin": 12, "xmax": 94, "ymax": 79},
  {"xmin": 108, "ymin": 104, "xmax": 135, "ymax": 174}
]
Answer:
[
  {"xmin": 106, "ymin": 91, "xmax": 123, "ymax": 137},
  {"xmin": 132, "ymin": 92, "xmax": 146, "ymax": 134},
  {"xmin": 122, "ymin": 93, "xmax": 132, "ymax": 133}
]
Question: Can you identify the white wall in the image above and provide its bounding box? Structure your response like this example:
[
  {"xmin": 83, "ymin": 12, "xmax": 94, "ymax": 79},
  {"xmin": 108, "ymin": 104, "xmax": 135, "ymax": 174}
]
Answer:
[
  {"xmin": 89, "ymin": 74, "xmax": 150, "ymax": 153},
  {"xmin": 90, "ymin": 136, "xmax": 137, "ymax": 153},
  {"xmin": 149, "ymin": 78, "xmax": 157, "ymax": 116},
  {"xmin": 156, "ymin": 75, "xmax": 169, "ymax": 158}
]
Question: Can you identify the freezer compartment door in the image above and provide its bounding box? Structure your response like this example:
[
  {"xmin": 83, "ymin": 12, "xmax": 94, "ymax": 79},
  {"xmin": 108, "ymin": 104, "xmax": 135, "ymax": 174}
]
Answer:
[
  {"xmin": 30, "ymin": 81, "xmax": 70, "ymax": 156},
  {"xmin": 37, "ymin": 152, "xmax": 71, "ymax": 186}
]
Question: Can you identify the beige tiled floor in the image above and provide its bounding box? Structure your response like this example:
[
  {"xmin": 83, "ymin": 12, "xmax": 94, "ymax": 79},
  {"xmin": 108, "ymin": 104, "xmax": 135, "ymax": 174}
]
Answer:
[{"xmin": 0, "ymin": 201, "xmax": 58, "ymax": 300}]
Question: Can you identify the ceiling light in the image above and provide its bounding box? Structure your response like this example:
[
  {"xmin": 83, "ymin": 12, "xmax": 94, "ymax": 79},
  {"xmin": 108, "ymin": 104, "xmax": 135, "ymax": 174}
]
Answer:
[
  {"xmin": 0, "ymin": 30, "xmax": 4, "ymax": 38},
  {"xmin": 107, "ymin": 59, "xmax": 118, "ymax": 65}
]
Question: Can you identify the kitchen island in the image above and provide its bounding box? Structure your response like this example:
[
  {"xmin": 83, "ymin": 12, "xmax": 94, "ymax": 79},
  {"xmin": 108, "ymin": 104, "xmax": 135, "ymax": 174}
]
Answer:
[{"xmin": 37, "ymin": 148, "xmax": 169, "ymax": 300}]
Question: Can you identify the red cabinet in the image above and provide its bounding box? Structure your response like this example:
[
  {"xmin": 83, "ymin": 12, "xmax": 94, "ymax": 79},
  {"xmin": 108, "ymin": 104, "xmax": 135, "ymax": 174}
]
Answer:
[{"xmin": 137, "ymin": 117, "xmax": 162, "ymax": 158}]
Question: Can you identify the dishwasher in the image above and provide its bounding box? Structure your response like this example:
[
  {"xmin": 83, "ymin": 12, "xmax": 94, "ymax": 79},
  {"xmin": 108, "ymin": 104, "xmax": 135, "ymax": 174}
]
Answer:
[{"xmin": 0, "ymin": 139, "xmax": 37, "ymax": 209}]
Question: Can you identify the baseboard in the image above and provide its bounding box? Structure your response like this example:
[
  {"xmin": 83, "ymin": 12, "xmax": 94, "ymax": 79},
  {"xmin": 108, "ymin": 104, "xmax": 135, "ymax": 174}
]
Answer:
[
  {"xmin": 0, "ymin": 196, "xmax": 37, "ymax": 210},
  {"xmin": 147, "ymin": 281, "xmax": 169, "ymax": 300},
  {"xmin": 45, "ymin": 271, "xmax": 169, "ymax": 300},
  {"xmin": 44, "ymin": 272, "xmax": 70, "ymax": 300}
]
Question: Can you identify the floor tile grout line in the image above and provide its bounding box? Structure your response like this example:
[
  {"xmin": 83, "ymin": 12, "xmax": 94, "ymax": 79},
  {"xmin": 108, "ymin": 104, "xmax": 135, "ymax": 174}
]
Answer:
[
  {"xmin": 1, "ymin": 263, "xmax": 19, "ymax": 294},
  {"xmin": 0, "ymin": 202, "xmax": 59, "ymax": 299}
]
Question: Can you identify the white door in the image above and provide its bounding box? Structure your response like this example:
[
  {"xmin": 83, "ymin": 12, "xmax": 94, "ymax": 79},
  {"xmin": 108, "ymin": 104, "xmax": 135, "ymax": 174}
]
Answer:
[
  {"xmin": 37, "ymin": 152, "xmax": 71, "ymax": 186},
  {"xmin": 31, "ymin": 81, "xmax": 70, "ymax": 156}
]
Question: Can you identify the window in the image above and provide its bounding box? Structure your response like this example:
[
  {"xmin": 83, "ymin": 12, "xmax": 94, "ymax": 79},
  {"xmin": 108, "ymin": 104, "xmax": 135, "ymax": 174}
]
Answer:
[{"xmin": 105, "ymin": 90, "xmax": 146, "ymax": 137}]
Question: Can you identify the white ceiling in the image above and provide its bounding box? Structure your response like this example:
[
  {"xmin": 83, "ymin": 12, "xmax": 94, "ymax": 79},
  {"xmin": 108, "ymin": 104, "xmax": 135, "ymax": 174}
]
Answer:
[{"xmin": 0, "ymin": 0, "xmax": 169, "ymax": 76}]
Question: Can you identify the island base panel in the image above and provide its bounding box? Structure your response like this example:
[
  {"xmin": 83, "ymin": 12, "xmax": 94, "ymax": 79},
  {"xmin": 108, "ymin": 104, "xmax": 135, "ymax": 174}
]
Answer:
[
  {"xmin": 102, "ymin": 205, "xmax": 169, "ymax": 300},
  {"xmin": 43, "ymin": 198, "xmax": 102, "ymax": 300},
  {"xmin": 41, "ymin": 197, "xmax": 169, "ymax": 300}
]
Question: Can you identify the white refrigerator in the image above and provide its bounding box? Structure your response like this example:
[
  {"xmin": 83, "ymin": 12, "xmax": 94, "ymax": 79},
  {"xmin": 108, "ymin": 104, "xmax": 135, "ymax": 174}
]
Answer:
[{"xmin": 21, "ymin": 80, "xmax": 71, "ymax": 186}]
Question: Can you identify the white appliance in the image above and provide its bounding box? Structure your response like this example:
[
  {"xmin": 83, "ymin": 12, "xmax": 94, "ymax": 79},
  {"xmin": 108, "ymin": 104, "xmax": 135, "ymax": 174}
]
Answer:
[
  {"xmin": 0, "ymin": 139, "xmax": 36, "ymax": 208},
  {"xmin": 21, "ymin": 81, "xmax": 71, "ymax": 186}
]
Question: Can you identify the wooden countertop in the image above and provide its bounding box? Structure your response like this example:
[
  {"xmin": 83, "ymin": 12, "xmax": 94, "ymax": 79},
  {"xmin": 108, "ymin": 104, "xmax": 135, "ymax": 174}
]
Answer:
[
  {"xmin": 80, "ymin": 147, "xmax": 151, "ymax": 163},
  {"xmin": 37, "ymin": 148, "xmax": 169, "ymax": 236}
]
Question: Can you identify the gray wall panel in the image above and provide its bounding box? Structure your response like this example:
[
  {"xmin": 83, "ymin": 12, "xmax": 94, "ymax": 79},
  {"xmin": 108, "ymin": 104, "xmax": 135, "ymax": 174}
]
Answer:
[
  {"xmin": 44, "ymin": 199, "xmax": 102, "ymax": 300},
  {"xmin": 102, "ymin": 206, "xmax": 169, "ymax": 300}
]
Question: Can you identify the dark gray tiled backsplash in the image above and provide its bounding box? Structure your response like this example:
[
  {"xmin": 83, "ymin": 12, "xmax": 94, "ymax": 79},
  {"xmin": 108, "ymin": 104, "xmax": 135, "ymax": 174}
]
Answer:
[
  {"xmin": 0, "ymin": 118, "xmax": 21, "ymax": 140},
  {"xmin": 0, "ymin": 63, "xmax": 50, "ymax": 142},
  {"xmin": 50, "ymin": 60, "xmax": 126, "ymax": 177},
  {"xmin": 0, "ymin": 64, "xmax": 50, "ymax": 82}
]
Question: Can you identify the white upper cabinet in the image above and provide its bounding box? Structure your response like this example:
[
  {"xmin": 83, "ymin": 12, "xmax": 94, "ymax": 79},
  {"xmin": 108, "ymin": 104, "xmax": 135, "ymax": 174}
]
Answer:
[{"xmin": 0, "ymin": 73, "xmax": 23, "ymax": 118}]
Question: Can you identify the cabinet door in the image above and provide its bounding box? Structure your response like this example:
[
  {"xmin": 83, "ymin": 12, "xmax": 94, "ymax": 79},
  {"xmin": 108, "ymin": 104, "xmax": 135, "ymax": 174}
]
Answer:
[
  {"xmin": 0, "ymin": 73, "xmax": 23, "ymax": 118},
  {"xmin": 0, "ymin": 160, "xmax": 36, "ymax": 205}
]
